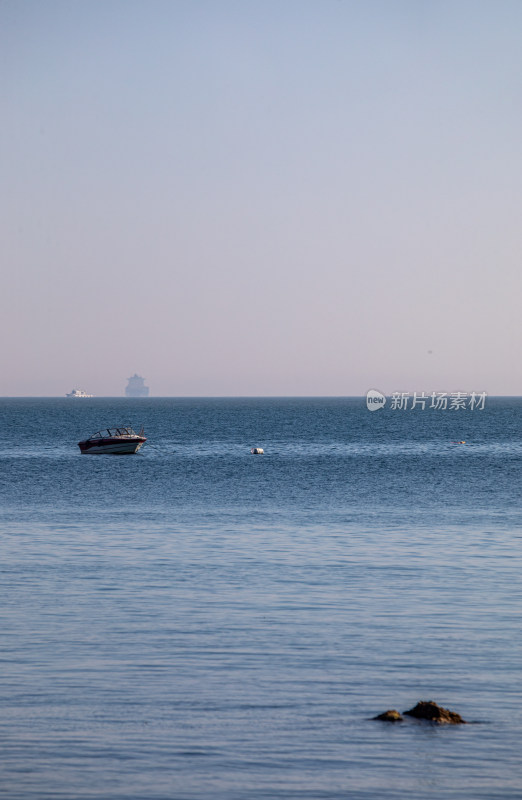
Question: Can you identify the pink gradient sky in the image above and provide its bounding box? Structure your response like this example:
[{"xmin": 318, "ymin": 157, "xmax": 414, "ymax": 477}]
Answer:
[{"xmin": 2, "ymin": 0, "xmax": 521, "ymax": 396}]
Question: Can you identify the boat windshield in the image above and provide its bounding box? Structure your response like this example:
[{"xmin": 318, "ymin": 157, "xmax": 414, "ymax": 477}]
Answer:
[{"xmin": 89, "ymin": 426, "xmax": 139, "ymax": 439}]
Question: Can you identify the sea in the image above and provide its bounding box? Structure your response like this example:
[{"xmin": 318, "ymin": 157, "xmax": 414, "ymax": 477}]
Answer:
[{"xmin": 0, "ymin": 397, "xmax": 521, "ymax": 799}]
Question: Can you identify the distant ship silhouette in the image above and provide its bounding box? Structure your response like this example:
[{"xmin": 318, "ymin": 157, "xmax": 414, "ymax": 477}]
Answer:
[{"xmin": 125, "ymin": 374, "xmax": 149, "ymax": 397}]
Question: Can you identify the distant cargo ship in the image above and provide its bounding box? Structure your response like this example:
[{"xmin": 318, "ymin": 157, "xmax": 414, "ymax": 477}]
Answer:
[
  {"xmin": 125, "ymin": 374, "xmax": 149, "ymax": 397},
  {"xmin": 66, "ymin": 389, "xmax": 94, "ymax": 398}
]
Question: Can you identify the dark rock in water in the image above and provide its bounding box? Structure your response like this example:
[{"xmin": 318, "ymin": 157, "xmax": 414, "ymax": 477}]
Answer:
[
  {"xmin": 373, "ymin": 709, "xmax": 403, "ymax": 722},
  {"xmin": 404, "ymin": 701, "xmax": 466, "ymax": 724}
]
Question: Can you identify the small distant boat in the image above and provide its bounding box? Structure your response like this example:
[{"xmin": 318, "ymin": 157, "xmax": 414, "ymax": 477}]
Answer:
[
  {"xmin": 78, "ymin": 426, "xmax": 146, "ymax": 455},
  {"xmin": 66, "ymin": 389, "xmax": 94, "ymax": 398},
  {"xmin": 251, "ymin": 447, "xmax": 264, "ymax": 454}
]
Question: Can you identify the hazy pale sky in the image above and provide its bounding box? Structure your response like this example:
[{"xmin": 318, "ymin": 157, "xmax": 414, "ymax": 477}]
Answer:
[{"xmin": 2, "ymin": 0, "xmax": 521, "ymax": 395}]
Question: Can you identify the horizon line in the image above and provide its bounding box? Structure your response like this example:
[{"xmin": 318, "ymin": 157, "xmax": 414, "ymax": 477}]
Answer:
[{"xmin": 0, "ymin": 394, "xmax": 520, "ymax": 400}]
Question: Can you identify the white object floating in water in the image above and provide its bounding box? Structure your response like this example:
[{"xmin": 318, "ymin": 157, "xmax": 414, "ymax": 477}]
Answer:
[{"xmin": 251, "ymin": 447, "xmax": 264, "ymax": 454}]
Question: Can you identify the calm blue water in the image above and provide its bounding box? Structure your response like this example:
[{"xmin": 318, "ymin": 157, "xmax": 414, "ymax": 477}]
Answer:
[{"xmin": 0, "ymin": 397, "xmax": 521, "ymax": 799}]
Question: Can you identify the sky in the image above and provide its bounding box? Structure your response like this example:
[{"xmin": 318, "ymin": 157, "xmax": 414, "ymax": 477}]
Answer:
[{"xmin": 2, "ymin": 0, "xmax": 521, "ymax": 396}]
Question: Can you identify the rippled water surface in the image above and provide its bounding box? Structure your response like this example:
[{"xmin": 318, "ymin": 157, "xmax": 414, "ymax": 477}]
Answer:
[{"xmin": 0, "ymin": 397, "xmax": 521, "ymax": 798}]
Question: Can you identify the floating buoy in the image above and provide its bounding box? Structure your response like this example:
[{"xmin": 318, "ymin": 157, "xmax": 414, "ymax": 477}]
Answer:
[{"xmin": 251, "ymin": 447, "xmax": 264, "ymax": 454}]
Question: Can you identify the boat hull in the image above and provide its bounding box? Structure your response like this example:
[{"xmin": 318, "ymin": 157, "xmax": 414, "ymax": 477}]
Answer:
[{"xmin": 78, "ymin": 438, "xmax": 146, "ymax": 455}]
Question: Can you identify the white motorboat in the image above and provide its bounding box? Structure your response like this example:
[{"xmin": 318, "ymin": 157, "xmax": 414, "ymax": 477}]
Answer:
[{"xmin": 78, "ymin": 426, "xmax": 146, "ymax": 454}]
